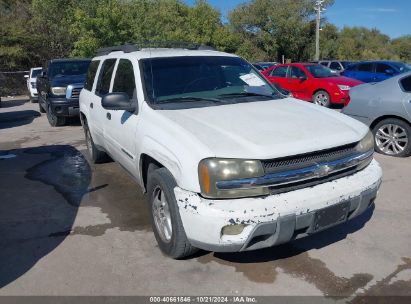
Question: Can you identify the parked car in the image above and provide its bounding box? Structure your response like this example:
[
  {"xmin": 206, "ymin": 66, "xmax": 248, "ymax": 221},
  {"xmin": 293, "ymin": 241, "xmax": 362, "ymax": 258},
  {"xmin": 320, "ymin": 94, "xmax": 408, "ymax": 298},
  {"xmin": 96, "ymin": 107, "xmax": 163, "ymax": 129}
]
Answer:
[
  {"xmin": 342, "ymin": 72, "xmax": 411, "ymax": 157},
  {"xmin": 313, "ymin": 60, "xmax": 354, "ymax": 73},
  {"xmin": 342, "ymin": 61, "xmax": 411, "ymax": 83},
  {"xmin": 24, "ymin": 67, "xmax": 42, "ymax": 103},
  {"xmin": 37, "ymin": 59, "xmax": 91, "ymax": 126},
  {"xmin": 263, "ymin": 63, "xmax": 363, "ymax": 107},
  {"xmin": 79, "ymin": 44, "xmax": 382, "ymax": 259}
]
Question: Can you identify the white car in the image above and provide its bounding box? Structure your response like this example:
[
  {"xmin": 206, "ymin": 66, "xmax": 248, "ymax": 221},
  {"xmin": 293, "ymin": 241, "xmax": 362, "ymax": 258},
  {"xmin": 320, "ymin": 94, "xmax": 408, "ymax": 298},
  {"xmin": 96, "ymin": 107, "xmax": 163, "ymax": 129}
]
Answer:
[
  {"xmin": 79, "ymin": 45, "xmax": 382, "ymax": 259},
  {"xmin": 25, "ymin": 67, "xmax": 42, "ymax": 103}
]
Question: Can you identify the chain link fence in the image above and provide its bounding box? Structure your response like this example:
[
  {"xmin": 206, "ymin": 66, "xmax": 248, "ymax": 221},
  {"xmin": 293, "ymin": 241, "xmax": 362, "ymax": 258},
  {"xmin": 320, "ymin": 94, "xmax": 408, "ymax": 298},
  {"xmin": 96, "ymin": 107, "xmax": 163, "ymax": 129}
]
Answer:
[{"xmin": 0, "ymin": 71, "xmax": 29, "ymax": 97}]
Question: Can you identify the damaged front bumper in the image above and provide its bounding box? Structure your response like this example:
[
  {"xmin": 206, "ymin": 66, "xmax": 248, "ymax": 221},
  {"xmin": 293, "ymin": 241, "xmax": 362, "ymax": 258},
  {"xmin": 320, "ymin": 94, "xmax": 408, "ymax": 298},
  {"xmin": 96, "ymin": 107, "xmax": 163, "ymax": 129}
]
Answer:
[{"xmin": 174, "ymin": 159, "xmax": 382, "ymax": 252}]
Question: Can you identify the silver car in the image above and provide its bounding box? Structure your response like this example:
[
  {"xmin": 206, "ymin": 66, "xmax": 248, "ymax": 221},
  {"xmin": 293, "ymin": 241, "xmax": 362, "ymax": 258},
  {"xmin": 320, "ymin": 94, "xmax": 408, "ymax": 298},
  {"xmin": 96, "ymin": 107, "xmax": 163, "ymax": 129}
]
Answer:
[{"xmin": 342, "ymin": 72, "xmax": 411, "ymax": 157}]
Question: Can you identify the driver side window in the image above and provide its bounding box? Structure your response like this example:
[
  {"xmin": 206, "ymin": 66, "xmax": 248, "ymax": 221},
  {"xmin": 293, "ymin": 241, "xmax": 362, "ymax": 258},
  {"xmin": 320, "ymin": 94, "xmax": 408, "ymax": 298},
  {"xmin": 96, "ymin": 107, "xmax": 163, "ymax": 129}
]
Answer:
[{"xmin": 112, "ymin": 59, "xmax": 137, "ymax": 101}]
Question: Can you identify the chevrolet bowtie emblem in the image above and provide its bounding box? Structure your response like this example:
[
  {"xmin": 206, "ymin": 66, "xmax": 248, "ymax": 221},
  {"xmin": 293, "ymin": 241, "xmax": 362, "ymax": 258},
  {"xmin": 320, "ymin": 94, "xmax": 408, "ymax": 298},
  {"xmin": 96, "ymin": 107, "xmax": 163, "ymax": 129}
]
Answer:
[{"xmin": 316, "ymin": 164, "xmax": 331, "ymax": 178}]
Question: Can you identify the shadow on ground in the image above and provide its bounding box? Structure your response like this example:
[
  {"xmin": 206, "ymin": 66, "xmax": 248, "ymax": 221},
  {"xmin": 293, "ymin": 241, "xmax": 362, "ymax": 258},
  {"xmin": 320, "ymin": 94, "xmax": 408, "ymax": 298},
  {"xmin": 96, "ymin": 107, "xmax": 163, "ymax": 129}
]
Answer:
[
  {"xmin": 0, "ymin": 145, "xmax": 91, "ymax": 288},
  {"xmin": 0, "ymin": 98, "xmax": 28, "ymax": 109},
  {"xmin": 0, "ymin": 110, "xmax": 40, "ymax": 129}
]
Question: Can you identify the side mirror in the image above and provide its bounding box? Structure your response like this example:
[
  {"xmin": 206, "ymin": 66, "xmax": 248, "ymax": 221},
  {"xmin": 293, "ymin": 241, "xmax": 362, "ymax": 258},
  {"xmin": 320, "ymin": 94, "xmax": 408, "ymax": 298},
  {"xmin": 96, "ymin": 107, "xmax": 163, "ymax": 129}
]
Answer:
[
  {"xmin": 40, "ymin": 71, "xmax": 46, "ymax": 77},
  {"xmin": 102, "ymin": 92, "xmax": 136, "ymax": 112},
  {"xmin": 299, "ymin": 75, "xmax": 307, "ymax": 81},
  {"xmin": 24, "ymin": 75, "xmax": 29, "ymax": 79}
]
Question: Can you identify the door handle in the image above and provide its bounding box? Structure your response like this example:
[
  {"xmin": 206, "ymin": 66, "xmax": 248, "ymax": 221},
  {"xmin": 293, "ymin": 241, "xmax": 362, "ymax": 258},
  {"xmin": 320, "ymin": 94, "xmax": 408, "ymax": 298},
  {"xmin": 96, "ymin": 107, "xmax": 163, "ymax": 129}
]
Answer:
[
  {"xmin": 90, "ymin": 102, "xmax": 93, "ymax": 109},
  {"xmin": 106, "ymin": 112, "xmax": 111, "ymax": 120}
]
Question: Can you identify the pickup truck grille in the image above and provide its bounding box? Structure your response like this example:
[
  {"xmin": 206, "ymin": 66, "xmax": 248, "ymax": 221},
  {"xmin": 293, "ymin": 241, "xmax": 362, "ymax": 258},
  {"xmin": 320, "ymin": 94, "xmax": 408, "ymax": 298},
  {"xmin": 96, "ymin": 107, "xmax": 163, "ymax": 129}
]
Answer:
[
  {"xmin": 262, "ymin": 142, "xmax": 358, "ymax": 174},
  {"xmin": 69, "ymin": 88, "xmax": 81, "ymax": 99}
]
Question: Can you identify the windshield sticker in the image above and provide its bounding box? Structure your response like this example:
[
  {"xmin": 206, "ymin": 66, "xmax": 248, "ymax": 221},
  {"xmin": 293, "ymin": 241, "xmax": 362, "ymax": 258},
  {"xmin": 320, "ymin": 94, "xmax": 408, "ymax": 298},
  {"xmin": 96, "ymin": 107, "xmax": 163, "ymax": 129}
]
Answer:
[{"xmin": 240, "ymin": 73, "xmax": 266, "ymax": 86}]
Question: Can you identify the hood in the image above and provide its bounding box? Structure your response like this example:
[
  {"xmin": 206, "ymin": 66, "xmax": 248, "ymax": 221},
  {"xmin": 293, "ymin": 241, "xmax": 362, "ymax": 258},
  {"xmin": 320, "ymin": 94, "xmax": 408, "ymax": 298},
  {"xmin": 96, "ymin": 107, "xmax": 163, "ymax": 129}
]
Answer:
[
  {"xmin": 51, "ymin": 74, "xmax": 86, "ymax": 87},
  {"xmin": 158, "ymin": 98, "xmax": 369, "ymax": 159},
  {"xmin": 323, "ymin": 76, "xmax": 363, "ymax": 87}
]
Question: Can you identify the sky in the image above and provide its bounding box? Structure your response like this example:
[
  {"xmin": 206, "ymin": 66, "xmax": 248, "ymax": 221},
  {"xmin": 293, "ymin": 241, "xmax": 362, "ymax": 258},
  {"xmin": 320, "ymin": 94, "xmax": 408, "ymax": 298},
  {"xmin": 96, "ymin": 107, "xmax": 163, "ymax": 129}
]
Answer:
[{"xmin": 185, "ymin": 0, "xmax": 411, "ymax": 38}]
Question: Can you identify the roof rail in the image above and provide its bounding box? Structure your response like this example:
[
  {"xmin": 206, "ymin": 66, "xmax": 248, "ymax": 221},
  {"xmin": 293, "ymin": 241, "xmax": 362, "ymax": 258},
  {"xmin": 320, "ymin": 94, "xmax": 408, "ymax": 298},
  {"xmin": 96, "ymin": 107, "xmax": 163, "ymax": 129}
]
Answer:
[
  {"xmin": 96, "ymin": 42, "xmax": 216, "ymax": 56},
  {"xmin": 96, "ymin": 44, "xmax": 140, "ymax": 56}
]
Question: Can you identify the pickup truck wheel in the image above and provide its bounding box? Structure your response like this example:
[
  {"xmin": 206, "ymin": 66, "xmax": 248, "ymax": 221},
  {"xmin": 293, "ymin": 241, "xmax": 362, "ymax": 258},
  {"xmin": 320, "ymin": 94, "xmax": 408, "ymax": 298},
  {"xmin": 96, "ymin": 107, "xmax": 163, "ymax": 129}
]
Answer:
[
  {"xmin": 313, "ymin": 90, "xmax": 331, "ymax": 107},
  {"xmin": 373, "ymin": 118, "xmax": 411, "ymax": 157},
  {"xmin": 84, "ymin": 125, "xmax": 108, "ymax": 163},
  {"xmin": 47, "ymin": 104, "xmax": 66, "ymax": 126},
  {"xmin": 39, "ymin": 102, "xmax": 46, "ymax": 113},
  {"xmin": 147, "ymin": 167, "xmax": 198, "ymax": 259}
]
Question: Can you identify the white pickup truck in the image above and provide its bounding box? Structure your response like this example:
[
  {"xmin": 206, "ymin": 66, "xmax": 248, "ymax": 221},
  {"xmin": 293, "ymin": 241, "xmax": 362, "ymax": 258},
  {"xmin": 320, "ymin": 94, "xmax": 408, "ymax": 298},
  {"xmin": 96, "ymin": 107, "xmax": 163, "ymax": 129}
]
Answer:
[{"xmin": 79, "ymin": 45, "xmax": 382, "ymax": 259}]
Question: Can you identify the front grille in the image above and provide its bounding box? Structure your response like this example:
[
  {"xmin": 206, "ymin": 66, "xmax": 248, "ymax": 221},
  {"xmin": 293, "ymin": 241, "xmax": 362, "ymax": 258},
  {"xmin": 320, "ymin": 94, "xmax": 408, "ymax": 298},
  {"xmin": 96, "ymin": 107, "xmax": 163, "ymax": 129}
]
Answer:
[
  {"xmin": 70, "ymin": 88, "xmax": 81, "ymax": 99},
  {"xmin": 262, "ymin": 142, "xmax": 358, "ymax": 174}
]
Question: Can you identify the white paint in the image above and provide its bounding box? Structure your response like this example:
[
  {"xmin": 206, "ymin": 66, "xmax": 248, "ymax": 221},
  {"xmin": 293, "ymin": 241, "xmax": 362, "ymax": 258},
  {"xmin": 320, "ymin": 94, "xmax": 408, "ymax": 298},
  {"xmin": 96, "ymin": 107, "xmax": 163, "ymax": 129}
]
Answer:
[
  {"xmin": 0, "ymin": 154, "xmax": 17, "ymax": 159},
  {"xmin": 175, "ymin": 160, "xmax": 382, "ymax": 247}
]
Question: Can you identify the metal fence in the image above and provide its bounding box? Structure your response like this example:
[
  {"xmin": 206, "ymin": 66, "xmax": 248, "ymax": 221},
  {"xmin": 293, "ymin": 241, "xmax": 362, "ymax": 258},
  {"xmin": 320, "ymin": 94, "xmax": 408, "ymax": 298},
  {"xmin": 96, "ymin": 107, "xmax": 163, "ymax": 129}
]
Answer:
[{"xmin": 0, "ymin": 71, "xmax": 29, "ymax": 97}]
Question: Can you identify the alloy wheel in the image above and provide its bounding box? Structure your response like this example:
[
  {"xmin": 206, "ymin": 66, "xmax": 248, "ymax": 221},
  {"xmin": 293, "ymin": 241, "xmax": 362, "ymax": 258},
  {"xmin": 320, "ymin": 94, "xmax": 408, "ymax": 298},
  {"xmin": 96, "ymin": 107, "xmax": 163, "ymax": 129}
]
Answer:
[
  {"xmin": 375, "ymin": 124, "xmax": 408, "ymax": 155},
  {"xmin": 152, "ymin": 186, "xmax": 173, "ymax": 243},
  {"xmin": 314, "ymin": 93, "xmax": 329, "ymax": 106}
]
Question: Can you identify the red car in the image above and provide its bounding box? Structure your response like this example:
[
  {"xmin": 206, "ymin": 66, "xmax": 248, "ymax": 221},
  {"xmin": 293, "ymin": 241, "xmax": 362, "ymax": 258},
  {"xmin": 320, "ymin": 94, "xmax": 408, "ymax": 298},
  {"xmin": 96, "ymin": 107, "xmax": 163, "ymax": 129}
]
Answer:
[{"xmin": 262, "ymin": 63, "xmax": 363, "ymax": 107}]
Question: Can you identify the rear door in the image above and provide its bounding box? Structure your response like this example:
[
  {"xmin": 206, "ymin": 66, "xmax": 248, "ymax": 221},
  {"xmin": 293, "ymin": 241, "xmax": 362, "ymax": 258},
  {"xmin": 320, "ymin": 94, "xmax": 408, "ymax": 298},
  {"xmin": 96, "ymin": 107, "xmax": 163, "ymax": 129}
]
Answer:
[
  {"xmin": 103, "ymin": 58, "xmax": 139, "ymax": 174},
  {"xmin": 91, "ymin": 58, "xmax": 117, "ymax": 146}
]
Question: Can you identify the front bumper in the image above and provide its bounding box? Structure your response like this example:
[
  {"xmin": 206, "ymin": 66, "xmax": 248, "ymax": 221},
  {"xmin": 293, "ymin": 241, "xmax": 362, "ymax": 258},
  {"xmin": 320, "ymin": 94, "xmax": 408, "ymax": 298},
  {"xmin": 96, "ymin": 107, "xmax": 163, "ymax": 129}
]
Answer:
[
  {"xmin": 48, "ymin": 97, "xmax": 80, "ymax": 117},
  {"xmin": 330, "ymin": 90, "xmax": 350, "ymax": 105},
  {"xmin": 175, "ymin": 159, "xmax": 382, "ymax": 252}
]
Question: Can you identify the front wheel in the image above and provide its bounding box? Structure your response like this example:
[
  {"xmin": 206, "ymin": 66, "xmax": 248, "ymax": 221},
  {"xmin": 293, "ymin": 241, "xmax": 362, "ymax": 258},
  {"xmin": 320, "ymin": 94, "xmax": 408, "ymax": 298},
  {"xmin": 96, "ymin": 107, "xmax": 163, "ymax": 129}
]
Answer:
[
  {"xmin": 313, "ymin": 90, "xmax": 331, "ymax": 107},
  {"xmin": 47, "ymin": 104, "xmax": 66, "ymax": 126},
  {"xmin": 373, "ymin": 118, "xmax": 411, "ymax": 157},
  {"xmin": 147, "ymin": 167, "xmax": 197, "ymax": 259}
]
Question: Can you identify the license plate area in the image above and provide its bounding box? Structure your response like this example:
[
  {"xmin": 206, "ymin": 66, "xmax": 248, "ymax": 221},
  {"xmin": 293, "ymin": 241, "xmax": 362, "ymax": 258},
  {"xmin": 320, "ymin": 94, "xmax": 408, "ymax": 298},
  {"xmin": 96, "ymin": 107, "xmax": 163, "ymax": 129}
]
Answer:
[{"xmin": 312, "ymin": 201, "xmax": 350, "ymax": 232}]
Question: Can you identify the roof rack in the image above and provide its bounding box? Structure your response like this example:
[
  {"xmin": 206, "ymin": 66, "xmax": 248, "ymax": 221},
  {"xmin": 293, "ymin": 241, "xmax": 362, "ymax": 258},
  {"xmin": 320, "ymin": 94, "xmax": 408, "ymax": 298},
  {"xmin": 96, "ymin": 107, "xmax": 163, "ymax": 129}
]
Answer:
[{"xmin": 96, "ymin": 41, "xmax": 216, "ymax": 56}]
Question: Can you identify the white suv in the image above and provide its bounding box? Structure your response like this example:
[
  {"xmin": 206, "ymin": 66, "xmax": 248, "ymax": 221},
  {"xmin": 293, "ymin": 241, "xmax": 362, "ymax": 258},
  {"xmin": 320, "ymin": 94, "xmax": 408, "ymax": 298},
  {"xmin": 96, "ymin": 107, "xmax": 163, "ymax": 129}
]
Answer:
[
  {"xmin": 79, "ymin": 44, "xmax": 382, "ymax": 259},
  {"xmin": 25, "ymin": 67, "xmax": 42, "ymax": 103}
]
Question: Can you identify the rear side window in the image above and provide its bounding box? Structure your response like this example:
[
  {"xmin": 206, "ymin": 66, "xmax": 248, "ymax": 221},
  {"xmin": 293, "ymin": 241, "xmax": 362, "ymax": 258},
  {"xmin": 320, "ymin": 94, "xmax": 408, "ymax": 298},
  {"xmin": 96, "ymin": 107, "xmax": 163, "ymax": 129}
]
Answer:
[
  {"xmin": 358, "ymin": 63, "xmax": 373, "ymax": 72},
  {"xmin": 270, "ymin": 66, "xmax": 288, "ymax": 77},
  {"xmin": 400, "ymin": 76, "xmax": 411, "ymax": 92},
  {"xmin": 96, "ymin": 59, "xmax": 116, "ymax": 96},
  {"xmin": 112, "ymin": 59, "xmax": 137, "ymax": 99},
  {"xmin": 84, "ymin": 60, "xmax": 100, "ymax": 91}
]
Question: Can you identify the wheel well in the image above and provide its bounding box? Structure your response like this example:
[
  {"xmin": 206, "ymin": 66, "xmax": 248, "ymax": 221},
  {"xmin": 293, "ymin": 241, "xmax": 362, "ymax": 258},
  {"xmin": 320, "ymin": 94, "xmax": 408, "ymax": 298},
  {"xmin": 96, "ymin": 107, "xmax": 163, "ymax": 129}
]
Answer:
[
  {"xmin": 140, "ymin": 154, "xmax": 164, "ymax": 192},
  {"xmin": 313, "ymin": 89, "xmax": 329, "ymax": 97},
  {"xmin": 370, "ymin": 115, "xmax": 411, "ymax": 131}
]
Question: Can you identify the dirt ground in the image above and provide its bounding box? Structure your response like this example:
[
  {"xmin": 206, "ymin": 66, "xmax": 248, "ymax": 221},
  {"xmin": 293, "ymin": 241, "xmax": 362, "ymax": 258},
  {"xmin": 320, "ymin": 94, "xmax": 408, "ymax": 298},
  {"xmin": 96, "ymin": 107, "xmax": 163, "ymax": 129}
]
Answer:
[{"xmin": 0, "ymin": 97, "xmax": 410, "ymax": 299}]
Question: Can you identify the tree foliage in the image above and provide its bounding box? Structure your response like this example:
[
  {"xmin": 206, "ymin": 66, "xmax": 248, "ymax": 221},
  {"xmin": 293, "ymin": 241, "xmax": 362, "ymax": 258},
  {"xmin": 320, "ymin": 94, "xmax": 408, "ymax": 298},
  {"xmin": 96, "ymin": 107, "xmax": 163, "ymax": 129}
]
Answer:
[{"xmin": 0, "ymin": 0, "xmax": 411, "ymax": 72}]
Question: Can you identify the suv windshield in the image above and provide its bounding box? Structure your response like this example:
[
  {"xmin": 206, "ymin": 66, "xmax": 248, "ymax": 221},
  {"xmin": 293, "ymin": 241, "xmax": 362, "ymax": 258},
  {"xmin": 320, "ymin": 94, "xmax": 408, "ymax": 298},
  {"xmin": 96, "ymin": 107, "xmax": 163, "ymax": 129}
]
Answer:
[
  {"xmin": 305, "ymin": 64, "xmax": 335, "ymax": 78},
  {"xmin": 142, "ymin": 56, "xmax": 282, "ymax": 105},
  {"xmin": 49, "ymin": 61, "xmax": 91, "ymax": 78}
]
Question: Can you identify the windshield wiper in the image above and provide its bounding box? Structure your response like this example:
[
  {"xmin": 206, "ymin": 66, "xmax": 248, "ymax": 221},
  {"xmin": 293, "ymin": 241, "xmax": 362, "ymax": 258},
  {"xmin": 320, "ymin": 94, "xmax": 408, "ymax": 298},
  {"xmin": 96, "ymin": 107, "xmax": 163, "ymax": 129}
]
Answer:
[
  {"xmin": 219, "ymin": 92, "xmax": 274, "ymax": 98},
  {"xmin": 156, "ymin": 96, "xmax": 221, "ymax": 104}
]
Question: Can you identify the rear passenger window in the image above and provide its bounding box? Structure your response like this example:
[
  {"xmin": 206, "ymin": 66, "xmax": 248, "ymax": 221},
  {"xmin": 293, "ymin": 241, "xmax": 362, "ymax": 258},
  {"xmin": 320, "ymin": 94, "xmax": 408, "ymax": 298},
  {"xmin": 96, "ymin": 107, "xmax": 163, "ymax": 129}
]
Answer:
[
  {"xmin": 270, "ymin": 66, "xmax": 288, "ymax": 77},
  {"xmin": 112, "ymin": 59, "xmax": 137, "ymax": 100},
  {"xmin": 84, "ymin": 60, "xmax": 100, "ymax": 91},
  {"xmin": 358, "ymin": 63, "xmax": 373, "ymax": 72},
  {"xmin": 96, "ymin": 59, "xmax": 116, "ymax": 96},
  {"xmin": 376, "ymin": 63, "xmax": 393, "ymax": 74},
  {"xmin": 400, "ymin": 76, "xmax": 411, "ymax": 92}
]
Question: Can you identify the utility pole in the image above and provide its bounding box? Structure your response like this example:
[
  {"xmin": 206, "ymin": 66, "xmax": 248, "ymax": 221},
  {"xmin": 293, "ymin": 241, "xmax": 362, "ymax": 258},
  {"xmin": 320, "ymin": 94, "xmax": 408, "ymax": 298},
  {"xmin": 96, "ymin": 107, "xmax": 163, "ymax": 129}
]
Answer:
[{"xmin": 314, "ymin": 0, "xmax": 325, "ymax": 61}]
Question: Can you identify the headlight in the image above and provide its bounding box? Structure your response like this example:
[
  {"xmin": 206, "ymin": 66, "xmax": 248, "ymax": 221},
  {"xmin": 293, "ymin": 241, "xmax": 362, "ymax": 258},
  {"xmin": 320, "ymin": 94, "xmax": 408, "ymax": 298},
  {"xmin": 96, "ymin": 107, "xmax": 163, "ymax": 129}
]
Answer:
[
  {"xmin": 198, "ymin": 158, "xmax": 267, "ymax": 199},
  {"xmin": 51, "ymin": 87, "xmax": 66, "ymax": 96},
  {"xmin": 356, "ymin": 130, "xmax": 374, "ymax": 153},
  {"xmin": 338, "ymin": 85, "xmax": 351, "ymax": 91}
]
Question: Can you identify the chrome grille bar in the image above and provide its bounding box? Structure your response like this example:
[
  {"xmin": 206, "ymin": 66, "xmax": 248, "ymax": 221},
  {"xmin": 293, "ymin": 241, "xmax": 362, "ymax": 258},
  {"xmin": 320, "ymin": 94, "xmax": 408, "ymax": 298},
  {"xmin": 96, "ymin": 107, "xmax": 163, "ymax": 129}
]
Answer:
[{"xmin": 216, "ymin": 149, "xmax": 374, "ymax": 190}]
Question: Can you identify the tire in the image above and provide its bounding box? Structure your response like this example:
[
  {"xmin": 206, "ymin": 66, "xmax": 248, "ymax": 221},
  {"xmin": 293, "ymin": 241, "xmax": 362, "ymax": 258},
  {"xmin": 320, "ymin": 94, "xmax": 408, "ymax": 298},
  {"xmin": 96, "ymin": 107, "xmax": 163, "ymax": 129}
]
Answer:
[
  {"xmin": 147, "ymin": 166, "xmax": 198, "ymax": 259},
  {"xmin": 46, "ymin": 104, "xmax": 66, "ymax": 127},
  {"xmin": 84, "ymin": 123, "xmax": 108, "ymax": 163},
  {"xmin": 313, "ymin": 90, "xmax": 331, "ymax": 107},
  {"xmin": 39, "ymin": 102, "xmax": 46, "ymax": 113},
  {"xmin": 372, "ymin": 118, "xmax": 411, "ymax": 157}
]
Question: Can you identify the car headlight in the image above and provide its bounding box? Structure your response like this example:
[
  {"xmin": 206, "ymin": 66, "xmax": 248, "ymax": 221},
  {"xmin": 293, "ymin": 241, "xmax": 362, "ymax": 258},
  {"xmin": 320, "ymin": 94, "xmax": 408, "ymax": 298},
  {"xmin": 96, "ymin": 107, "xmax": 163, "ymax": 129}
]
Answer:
[
  {"xmin": 51, "ymin": 87, "xmax": 66, "ymax": 96},
  {"xmin": 198, "ymin": 158, "xmax": 268, "ymax": 199},
  {"xmin": 355, "ymin": 131, "xmax": 374, "ymax": 153},
  {"xmin": 338, "ymin": 85, "xmax": 351, "ymax": 91}
]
